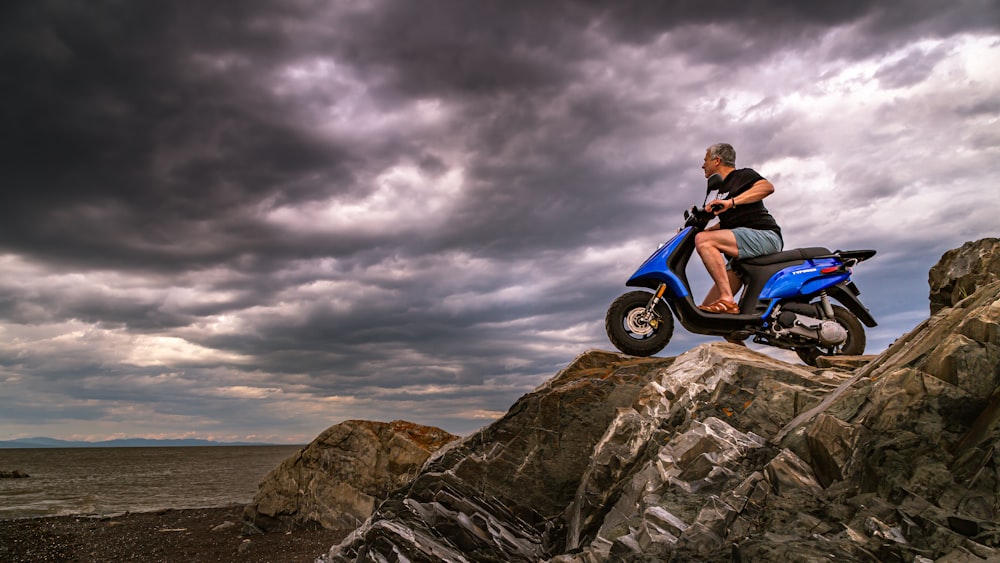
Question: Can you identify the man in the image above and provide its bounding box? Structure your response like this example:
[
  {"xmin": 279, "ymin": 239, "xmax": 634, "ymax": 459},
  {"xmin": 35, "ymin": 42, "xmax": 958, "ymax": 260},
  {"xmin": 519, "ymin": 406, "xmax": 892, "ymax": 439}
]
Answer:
[{"xmin": 695, "ymin": 143, "xmax": 783, "ymax": 314}]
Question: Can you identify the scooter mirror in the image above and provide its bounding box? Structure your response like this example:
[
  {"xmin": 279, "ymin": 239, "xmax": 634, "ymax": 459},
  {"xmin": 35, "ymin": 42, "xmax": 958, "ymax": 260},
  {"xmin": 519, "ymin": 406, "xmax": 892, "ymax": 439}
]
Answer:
[{"xmin": 706, "ymin": 173, "xmax": 723, "ymax": 194}]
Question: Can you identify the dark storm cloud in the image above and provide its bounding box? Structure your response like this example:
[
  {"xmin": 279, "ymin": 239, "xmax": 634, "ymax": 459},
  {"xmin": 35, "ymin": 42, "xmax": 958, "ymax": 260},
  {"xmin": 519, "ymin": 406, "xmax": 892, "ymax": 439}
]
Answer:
[
  {"xmin": 1, "ymin": 0, "xmax": 998, "ymax": 440},
  {"xmin": 2, "ymin": 1, "xmax": 357, "ymax": 269},
  {"xmin": 316, "ymin": 1, "xmax": 587, "ymax": 97},
  {"xmin": 590, "ymin": 0, "xmax": 1000, "ymax": 64},
  {"xmin": 873, "ymin": 45, "xmax": 949, "ymax": 89},
  {"xmin": 4, "ymin": 0, "xmax": 991, "ymax": 266}
]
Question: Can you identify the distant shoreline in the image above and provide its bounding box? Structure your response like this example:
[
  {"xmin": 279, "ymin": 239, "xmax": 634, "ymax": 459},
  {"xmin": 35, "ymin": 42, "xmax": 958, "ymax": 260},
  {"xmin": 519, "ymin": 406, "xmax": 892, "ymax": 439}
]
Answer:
[
  {"xmin": 0, "ymin": 502, "xmax": 244, "ymax": 522},
  {"xmin": 0, "ymin": 438, "xmax": 304, "ymax": 449}
]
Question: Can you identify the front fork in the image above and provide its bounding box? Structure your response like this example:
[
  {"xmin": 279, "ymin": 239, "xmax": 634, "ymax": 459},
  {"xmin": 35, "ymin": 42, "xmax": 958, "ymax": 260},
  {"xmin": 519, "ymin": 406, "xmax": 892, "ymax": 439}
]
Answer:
[{"xmin": 643, "ymin": 284, "xmax": 668, "ymax": 327}]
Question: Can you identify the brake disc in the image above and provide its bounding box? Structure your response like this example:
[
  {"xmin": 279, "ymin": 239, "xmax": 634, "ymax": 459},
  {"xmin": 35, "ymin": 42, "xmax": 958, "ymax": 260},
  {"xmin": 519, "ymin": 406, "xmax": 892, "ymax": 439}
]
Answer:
[{"xmin": 625, "ymin": 308, "xmax": 656, "ymax": 336}]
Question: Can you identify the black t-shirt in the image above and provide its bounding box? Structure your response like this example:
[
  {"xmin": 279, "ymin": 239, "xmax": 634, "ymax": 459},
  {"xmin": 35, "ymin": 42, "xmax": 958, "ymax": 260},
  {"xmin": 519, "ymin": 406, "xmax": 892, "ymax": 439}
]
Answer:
[{"xmin": 717, "ymin": 168, "xmax": 782, "ymax": 238}]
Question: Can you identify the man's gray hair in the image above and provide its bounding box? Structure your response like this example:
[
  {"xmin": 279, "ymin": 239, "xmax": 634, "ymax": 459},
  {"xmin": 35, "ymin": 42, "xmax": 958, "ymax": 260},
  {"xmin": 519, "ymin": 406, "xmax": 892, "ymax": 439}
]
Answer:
[{"xmin": 707, "ymin": 143, "xmax": 736, "ymax": 167}]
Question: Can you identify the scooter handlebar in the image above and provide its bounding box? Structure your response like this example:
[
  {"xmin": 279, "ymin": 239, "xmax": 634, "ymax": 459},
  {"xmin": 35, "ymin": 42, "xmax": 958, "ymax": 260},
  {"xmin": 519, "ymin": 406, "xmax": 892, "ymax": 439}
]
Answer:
[{"xmin": 684, "ymin": 205, "xmax": 716, "ymax": 229}]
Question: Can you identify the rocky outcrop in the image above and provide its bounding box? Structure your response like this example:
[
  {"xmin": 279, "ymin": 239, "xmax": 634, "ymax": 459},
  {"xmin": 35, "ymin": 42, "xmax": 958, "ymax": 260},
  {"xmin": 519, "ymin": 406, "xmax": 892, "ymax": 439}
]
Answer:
[
  {"xmin": 316, "ymin": 238, "xmax": 1000, "ymax": 561},
  {"xmin": 929, "ymin": 237, "xmax": 1000, "ymax": 314},
  {"xmin": 323, "ymin": 351, "xmax": 669, "ymax": 560},
  {"xmin": 243, "ymin": 419, "xmax": 457, "ymax": 532}
]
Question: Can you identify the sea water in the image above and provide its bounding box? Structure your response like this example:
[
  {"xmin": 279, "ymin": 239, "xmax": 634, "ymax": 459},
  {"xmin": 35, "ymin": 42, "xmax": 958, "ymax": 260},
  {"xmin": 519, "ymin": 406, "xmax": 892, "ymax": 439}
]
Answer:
[{"xmin": 0, "ymin": 445, "xmax": 302, "ymax": 520}]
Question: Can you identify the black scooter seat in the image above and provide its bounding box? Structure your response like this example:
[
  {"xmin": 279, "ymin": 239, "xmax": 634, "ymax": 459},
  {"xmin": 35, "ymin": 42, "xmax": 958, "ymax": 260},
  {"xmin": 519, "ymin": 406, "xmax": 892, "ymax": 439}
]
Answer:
[{"xmin": 734, "ymin": 246, "xmax": 831, "ymax": 267}]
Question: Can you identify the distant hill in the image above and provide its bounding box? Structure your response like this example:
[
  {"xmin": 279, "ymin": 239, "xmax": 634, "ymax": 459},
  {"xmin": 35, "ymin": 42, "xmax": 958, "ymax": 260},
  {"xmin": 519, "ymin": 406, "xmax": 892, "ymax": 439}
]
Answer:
[{"xmin": 0, "ymin": 437, "xmax": 285, "ymax": 448}]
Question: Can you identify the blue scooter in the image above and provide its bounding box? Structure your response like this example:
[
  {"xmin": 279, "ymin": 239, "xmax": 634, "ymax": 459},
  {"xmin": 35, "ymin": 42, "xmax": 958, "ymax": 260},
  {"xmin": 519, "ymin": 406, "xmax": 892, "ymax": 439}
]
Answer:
[{"xmin": 605, "ymin": 175, "xmax": 876, "ymax": 365}]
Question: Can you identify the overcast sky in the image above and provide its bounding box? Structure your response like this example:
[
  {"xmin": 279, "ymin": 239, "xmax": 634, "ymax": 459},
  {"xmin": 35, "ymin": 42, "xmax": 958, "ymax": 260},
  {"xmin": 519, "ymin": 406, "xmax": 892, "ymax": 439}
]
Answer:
[{"xmin": 1, "ymin": 1, "xmax": 998, "ymax": 443}]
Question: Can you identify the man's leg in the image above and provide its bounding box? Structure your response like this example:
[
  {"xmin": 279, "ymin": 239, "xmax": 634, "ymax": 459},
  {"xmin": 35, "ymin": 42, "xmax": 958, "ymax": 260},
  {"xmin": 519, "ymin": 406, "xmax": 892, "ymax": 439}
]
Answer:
[
  {"xmin": 701, "ymin": 270, "xmax": 743, "ymax": 306},
  {"xmin": 727, "ymin": 270, "xmax": 743, "ymax": 300},
  {"xmin": 695, "ymin": 229, "xmax": 740, "ymax": 304}
]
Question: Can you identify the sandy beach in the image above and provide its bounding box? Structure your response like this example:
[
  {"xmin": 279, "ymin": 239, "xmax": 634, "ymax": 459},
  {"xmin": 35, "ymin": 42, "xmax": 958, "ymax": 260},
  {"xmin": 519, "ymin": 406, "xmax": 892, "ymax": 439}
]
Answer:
[{"xmin": 0, "ymin": 505, "xmax": 349, "ymax": 563}]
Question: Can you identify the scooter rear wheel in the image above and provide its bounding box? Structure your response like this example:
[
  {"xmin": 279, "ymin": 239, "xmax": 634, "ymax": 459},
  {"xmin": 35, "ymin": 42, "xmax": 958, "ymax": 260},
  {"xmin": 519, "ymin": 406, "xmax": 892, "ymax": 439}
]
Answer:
[
  {"xmin": 605, "ymin": 291, "xmax": 674, "ymax": 357},
  {"xmin": 794, "ymin": 305, "xmax": 866, "ymax": 366}
]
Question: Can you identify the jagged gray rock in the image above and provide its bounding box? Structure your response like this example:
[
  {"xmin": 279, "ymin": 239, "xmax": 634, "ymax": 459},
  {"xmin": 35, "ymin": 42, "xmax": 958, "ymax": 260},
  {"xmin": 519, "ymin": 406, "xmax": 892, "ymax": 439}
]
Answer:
[
  {"xmin": 323, "ymin": 351, "xmax": 667, "ymax": 561},
  {"xmin": 317, "ymin": 239, "xmax": 1000, "ymax": 562},
  {"xmin": 929, "ymin": 237, "xmax": 1000, "ymax": 314},
  {"xmin": 243, "ymin": 419, "xmax": 457, "ymax": 532}
]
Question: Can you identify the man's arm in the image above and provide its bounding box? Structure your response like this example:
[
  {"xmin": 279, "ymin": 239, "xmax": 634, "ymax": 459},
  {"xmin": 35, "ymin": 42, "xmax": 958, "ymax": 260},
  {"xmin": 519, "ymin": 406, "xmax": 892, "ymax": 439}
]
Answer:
[
  {"xmin": 707, "ymin": 179, "xmax": 774, "ymax": 214},
  {"xmin": 731, "ymin": 179, "xmax": 774, "ymax": 206}
]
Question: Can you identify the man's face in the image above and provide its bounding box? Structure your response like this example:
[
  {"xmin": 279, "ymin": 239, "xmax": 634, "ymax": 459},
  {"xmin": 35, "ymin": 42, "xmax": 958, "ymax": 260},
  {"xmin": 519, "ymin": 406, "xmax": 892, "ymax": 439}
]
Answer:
[{"xmin": 702, "ymin": 151, "xmax": 720, "ymax": 178}]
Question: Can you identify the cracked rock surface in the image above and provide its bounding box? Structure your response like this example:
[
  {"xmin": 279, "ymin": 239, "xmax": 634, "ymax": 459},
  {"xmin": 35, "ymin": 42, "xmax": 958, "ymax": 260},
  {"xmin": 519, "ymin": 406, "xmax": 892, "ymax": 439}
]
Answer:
[{"xmin": 243, "ymin": 420, "xmax": 457, "ymax": 533}]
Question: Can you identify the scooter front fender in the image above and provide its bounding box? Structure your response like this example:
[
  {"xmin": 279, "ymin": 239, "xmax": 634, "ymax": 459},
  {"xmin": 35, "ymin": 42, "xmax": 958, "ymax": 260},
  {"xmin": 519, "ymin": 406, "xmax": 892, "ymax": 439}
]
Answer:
[{"xmin": 626, "ymin": 228, "xmax": 691, "ymax": 298}]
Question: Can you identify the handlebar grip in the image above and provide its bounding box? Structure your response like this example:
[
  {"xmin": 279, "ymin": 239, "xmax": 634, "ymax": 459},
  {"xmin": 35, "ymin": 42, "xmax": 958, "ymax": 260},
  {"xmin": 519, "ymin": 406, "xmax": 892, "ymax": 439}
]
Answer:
[{"xmin": 710, "ymin": 203, "xmax": 725, "ymax": 212}]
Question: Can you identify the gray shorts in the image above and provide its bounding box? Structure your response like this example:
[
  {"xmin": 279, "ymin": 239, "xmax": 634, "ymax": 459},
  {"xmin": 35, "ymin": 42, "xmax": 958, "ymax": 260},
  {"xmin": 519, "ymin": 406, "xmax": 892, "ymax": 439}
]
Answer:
[{"xmin": 727, "ymin": 228, "xmax": 783, "ymax": 268}]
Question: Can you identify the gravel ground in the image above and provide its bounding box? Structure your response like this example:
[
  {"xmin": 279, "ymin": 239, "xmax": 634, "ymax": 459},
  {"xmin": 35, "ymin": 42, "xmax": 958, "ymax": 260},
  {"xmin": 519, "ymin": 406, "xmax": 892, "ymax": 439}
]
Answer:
[{"xmin": 0, "ymin": 505, "xmax": 350, "ymax": 563}]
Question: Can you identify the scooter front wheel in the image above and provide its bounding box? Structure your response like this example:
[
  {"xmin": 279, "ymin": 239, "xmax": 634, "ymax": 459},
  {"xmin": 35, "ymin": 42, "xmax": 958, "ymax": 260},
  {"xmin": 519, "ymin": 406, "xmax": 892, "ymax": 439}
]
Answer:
[{"xmin": 605, "ymin": 291, "xmax": 674, "ymax": 357}]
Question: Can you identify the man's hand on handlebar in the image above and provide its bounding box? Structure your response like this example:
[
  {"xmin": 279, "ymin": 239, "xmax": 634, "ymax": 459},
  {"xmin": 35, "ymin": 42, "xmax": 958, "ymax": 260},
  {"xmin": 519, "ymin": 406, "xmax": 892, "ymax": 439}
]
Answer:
[{"xmin": 706, "ymin": 198, "xmax": 731, "ymax": 216}]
